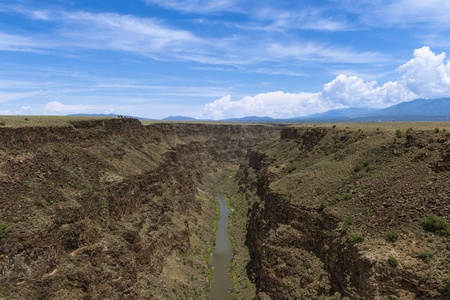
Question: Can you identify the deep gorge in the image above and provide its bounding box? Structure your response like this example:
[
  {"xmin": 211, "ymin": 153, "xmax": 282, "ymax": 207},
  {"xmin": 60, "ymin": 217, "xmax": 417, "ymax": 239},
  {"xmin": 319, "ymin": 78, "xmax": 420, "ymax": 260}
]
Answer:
[
  {"xmin": 0, "ymin": 119, "xmax": 276, "ymax": 299},
  {"xmin": 0, "ymin": 119, "xmax": 449, "ymax": 299}
]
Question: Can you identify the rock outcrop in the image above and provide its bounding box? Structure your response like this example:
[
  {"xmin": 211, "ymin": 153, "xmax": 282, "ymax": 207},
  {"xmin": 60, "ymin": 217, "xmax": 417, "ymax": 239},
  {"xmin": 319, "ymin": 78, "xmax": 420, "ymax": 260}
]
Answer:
[
  {"xmin": 1, "ymin": 120, "xmax": 449, "ymax": 299},
  {"xmin": 0, "ymin": 119, "xmax": 277, "ymax": 299},
  {"xmin": 238, "ymin": 125, "xmax": 449, "ymax": 299}
]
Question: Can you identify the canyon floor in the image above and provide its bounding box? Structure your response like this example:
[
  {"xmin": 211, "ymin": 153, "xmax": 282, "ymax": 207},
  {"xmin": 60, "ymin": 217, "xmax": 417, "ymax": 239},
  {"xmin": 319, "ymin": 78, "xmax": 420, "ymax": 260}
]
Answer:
[{"xmin": 0, "ymin": 117, "xmax": 449, "ymax": 299}]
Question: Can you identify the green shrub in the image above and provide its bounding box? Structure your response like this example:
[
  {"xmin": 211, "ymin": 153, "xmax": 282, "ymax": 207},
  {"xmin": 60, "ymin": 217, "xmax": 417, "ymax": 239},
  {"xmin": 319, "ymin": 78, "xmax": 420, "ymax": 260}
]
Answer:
[
  {"xmin": 443, "ymin": 277, "xmax": 450, "ymax": 293},
  {"xmin": 0, "ymin": 283, "xmax": 11, "ymax": 297},
  {"xmin": 319, "ymin": 202, "xmax": 326, "ymax": 212},
  {"xmin": 395, "ymin": 129, "xmax": 404, "ymax": 138},
  {"xmin": 332, "ymin": 125, "xmax": 336, "ymax": 128},
  {"xmin": 0, "ymin": 223, "xmax": 11, "ymax": 241},
  {"xmin": 417, "ymin": 251, "xmax": 434, "ymax": 262},
  {"xmin": 288, "ymin": 167, "xmax": 297, "ymax": 173},
  {"xmin": 435, "ymin": 127, "xmax": 440, "ymax": 133},
  {"xmin": 349, "ymin": 233, "xmax": 364, "ymax": 244},
  {"xmin": 394, "ymin": 150, "xmax": 403, "ymax": 156},
  {"xmin": 386, "ymin": 231, "xmax": 399, "ymax": 242},
  {"xmin": 388, "ymin": 256, "xmax": 398, "ymax": 267},
  {"xmin": 343, "ymin": 193, "xmax": 352, "ymax": 201},
  {"xmin": 343, "ymin": 216, "xmax": 354, "ymax": 226},
  {"xmin": 420, "ymin": 214, "xmax": 450, "ymax": 236},
  {"xmin": 354, "ymin": 164, "xmax": 362, "ymax": 172},
  {"xmin": 0, "ymin": 121, "xmax": 5, "ymax": 126},
  {"xmin": 330, "ymin": 195, "xmax": 343, "ymax": 205}
]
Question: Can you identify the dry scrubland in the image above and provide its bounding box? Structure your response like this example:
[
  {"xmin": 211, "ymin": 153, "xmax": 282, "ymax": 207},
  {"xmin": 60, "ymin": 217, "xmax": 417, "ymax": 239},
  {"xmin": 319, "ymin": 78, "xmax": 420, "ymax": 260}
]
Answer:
[
  {"xmin": 0, "ymin": 115, "xmax": 270, "ymax": 127},
  {"xmin": 234, "ymin": 121, "xmax": 449, "ymax": 299},
  {"xmin": 1, "ymin": 115, "xmax": 447, "ymax": 130},
  {"xmin": 0, "ymin": 117, "xmax": 449, "ymax": 299},
  {"xmin": 0, "ymin": 116, "xmax": 112, "ymax": 127}
]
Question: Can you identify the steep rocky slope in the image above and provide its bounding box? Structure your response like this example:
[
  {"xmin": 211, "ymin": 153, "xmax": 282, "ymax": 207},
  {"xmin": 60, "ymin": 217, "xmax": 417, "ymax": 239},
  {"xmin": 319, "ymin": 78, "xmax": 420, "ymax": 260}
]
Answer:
[
  {"xmin": 0, "ymin": 118, "xmax": 277, "ymax": 299},
  {"xmin": 236, "ymin": 124, "xmax": 449, "ymax": 299},
  {"xmin": 2, "ymin": 119, "xmax": 449, "ymax": 300}
]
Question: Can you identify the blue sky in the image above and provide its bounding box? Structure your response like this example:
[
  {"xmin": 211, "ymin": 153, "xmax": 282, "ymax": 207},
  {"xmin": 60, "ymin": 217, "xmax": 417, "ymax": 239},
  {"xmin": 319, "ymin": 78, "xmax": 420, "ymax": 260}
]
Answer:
[{"xmin": 1, "ymin": 0, "xmax": 450, "ymax": 119}]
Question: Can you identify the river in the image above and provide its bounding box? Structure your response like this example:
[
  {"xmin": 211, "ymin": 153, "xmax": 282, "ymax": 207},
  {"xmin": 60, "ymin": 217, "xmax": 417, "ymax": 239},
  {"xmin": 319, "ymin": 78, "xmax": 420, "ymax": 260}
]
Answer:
[{"xmin": 209, "ymin": 194, "xmax": 234, "ymax": 299}]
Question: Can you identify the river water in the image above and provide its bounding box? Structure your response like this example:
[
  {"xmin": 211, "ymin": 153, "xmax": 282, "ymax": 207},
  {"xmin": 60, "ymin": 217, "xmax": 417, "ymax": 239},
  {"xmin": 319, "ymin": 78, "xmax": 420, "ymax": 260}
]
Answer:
[{"xmin": 209, "ymin": 194, "xmax": 234, "ymax": 300}]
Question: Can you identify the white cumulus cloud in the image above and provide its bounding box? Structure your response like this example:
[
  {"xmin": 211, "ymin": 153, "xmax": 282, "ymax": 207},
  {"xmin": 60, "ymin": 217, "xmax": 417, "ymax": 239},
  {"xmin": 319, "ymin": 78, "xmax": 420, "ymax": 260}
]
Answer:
[
  {"xmin": 0, "ymin": 106, "xmax": 33, "ymax": 115},
  {"xmin": 203, "ymin": 92, "xmax": 323, "ymax": 119},
  {"xmin": 397, "ymin": 46, "xmax": 450, "ymax": 98},
  {"xmin": 320, "ymin": 75, "xmax": 417, "ymax": 108},
  {"xmin": 43, "ymin": 101, "xmax": 108, "ymax": 115},
  {"xmin": 15, "ymin": 106, "xmax": 33, "ymax": 114},
  {"xmin": 202, "ymin": 46, "xmax": 450, "ymax": 119}
]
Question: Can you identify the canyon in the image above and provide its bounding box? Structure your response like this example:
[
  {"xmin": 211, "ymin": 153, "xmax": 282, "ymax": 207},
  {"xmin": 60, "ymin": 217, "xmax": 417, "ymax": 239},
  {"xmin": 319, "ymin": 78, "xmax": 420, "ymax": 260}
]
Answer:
[{"xmin": 0, "ymin": 118, "xmax": 449, "ymax": 299}]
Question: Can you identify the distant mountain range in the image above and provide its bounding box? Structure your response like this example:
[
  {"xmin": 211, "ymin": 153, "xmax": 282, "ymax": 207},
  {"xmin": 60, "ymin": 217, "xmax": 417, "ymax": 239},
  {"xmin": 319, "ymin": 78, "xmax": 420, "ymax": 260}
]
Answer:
[
  {"xmin": 67, "ymin": 113, "xmax": 156, "ymax": 121},
  {"xmin": 220, "ymin": 98, "xmax": 450, "ymax": 122},
  {"xmin": 295, "ymin": 97, "xmax": 450, "ymax": 121},
  {"xmin": 162, "ymin": 116, "xmax": 197, "ymax": 121},
  {"xmin": 68, "ymin": 97, "xmax": 450, "ymax": 123}
]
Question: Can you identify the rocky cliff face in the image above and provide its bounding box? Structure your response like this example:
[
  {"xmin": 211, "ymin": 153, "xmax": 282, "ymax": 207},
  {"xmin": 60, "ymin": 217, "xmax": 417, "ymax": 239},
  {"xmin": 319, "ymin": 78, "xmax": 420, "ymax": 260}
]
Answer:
[
  {"xmin": 238, "ymin": 125, "xmax": 449, "ymax": 299},
  {"xmin": 2, "ymin": 120, "xmax": 449, "ymax": 300},
  {"xmin": 0, "ymin": 119, "xmax": 277, "ymax": 299}
]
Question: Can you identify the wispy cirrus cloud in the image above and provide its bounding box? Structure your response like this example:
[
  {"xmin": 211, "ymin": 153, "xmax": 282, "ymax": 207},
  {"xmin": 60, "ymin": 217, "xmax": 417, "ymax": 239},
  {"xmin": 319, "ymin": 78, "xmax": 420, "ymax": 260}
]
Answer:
[
  {"xmin": 145, "ymin": 0, "xmax": 351, "ymax": 32},
  {"xmin": 92, "ymin": 83, "xmax": 235, "ymax": 98},
  {"xmin": 0, "ymin": 8, "xmax": 254, "ymax": 66},
  {"xmin": 0, "ymin": 32, "xmax": 45, "ymax": 51},
  {"xmin": 339, "ymin": 0, "xmax": 450, "ymax": 28},
  {"xmin": 142, "ymin": 0, "xmax": 241, "ymax": 14},
  {"xmin": 0, "ymin": 90, "xmax": 49, "ymax": 103},
  {"xmin": 0, "ymin": 6, "xmax": 205, "ymax": 58},
  {"xmin": 267, "ymin": 42, "xmax": 386, "ymax": 64},
  {"xmin": 251, "ymin": 6, "xmax": 351, "ymax": 32},
  {"xmin": 0, "ymin": 4, "xmax": 388, "ymax": 68},
  {"xmin": 60, "ymin": 11, "xmax": 200, "ymax": 52}
]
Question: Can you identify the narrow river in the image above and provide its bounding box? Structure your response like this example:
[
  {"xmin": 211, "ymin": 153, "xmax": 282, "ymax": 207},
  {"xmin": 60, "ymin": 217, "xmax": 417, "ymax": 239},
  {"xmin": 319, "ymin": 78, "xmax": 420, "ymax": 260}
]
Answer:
[{"xmin": 210, "ymin": 194, "xmax": 234, "ymax": 300}]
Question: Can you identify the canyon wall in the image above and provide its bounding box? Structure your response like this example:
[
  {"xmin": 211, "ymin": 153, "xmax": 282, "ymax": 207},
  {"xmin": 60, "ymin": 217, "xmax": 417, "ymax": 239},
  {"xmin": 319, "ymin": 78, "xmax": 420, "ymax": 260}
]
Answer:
[
  {"xmin": 0, "ymin": 119, "xmax": 277, "ymax": 299},
  {"xmin": 1, "ymin": 119, "xmax": 449, "ymax": 300},
  {"xmin": 237, "ymin": 125, "xmax": 449, "ymax": 299}
]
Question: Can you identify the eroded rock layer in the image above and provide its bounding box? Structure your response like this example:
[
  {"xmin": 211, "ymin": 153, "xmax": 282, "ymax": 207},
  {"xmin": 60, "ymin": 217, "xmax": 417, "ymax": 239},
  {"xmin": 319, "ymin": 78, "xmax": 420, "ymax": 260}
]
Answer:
[
  {"xmin": 1, "ymin": 120, "xmax": 449, "ymax": 300},
  {"xmin": 238, "ymin": 125, "xmax": 449, "ymax": 299},
  {"xmin": 0, "ymin": 119, "xmax": 277, "ymax": 299}
]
